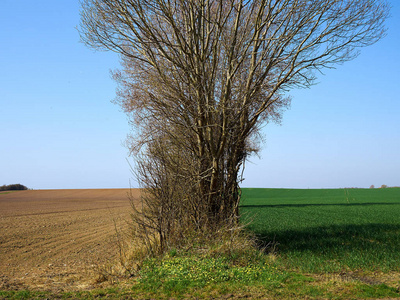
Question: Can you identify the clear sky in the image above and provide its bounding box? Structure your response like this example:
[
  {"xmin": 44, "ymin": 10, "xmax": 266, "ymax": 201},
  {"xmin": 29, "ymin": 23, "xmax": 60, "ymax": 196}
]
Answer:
[{"xmin": 1, "ymin": 1, "xmax": 399, "ymax": 189}]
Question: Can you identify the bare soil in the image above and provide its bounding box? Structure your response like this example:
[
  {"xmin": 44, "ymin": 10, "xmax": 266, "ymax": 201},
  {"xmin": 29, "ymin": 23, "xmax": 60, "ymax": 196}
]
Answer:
[{"xmin": 0, "ymin": 189, "xmax": 139, "ymax": 292}]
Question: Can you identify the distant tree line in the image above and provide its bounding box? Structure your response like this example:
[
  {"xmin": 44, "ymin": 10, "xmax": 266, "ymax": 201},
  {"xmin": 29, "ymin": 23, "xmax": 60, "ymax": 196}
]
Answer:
[
  {"xmin": 370, "ymin": 184, "xmax": 390, "ymax": 189},
  {"xmin": 0, "ymin": 184, "xmax": 28, "ymax": 191}
]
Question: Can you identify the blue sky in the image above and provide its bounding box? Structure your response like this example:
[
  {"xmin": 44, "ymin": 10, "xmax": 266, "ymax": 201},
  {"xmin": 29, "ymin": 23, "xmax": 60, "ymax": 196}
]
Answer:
[{"xmin": 1, "ymin": 1, "xmax": 399, "ymax": 189}]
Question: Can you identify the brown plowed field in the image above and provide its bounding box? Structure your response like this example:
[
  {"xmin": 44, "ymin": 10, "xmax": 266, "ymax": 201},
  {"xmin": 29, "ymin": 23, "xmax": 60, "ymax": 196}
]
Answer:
[{"xmin": 0, "ymin": 189, "xmax": 139, "ymax": 292}]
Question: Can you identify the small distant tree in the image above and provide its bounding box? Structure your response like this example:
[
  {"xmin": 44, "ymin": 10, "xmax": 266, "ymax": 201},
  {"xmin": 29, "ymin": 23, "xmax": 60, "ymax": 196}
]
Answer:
[
  {"xmin": 380, "ymin": 184, "xmax": 388, "ymax": 188},
  {"xmin": 370, "ymin": 185, "xmax": 375, "ymax": 189}
]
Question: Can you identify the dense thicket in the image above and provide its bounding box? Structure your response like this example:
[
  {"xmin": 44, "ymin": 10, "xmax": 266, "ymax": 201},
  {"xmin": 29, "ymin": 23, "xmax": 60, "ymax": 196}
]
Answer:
[{"xmin": 0, "ymin": 184, "xmax": 28, "ymax": 191}]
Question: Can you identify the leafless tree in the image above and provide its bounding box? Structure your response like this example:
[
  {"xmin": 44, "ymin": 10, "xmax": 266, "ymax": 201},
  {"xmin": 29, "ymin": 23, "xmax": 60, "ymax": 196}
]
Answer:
[{"xmin": 80, "ymin": 0, "xmax": 389, "ymax": 252}]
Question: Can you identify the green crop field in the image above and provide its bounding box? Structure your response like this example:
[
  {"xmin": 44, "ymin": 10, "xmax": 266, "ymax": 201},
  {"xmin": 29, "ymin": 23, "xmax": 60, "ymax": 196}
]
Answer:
[{"xmin": 241, "ymin": 187, "xmax": 400, "ymax": 273}]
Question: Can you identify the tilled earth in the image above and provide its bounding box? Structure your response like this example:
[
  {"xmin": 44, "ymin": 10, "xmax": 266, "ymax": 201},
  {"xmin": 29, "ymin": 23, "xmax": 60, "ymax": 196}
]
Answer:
[{"xmin": 0, "ymin": 189, "xmax": 138, "ymax": 292}]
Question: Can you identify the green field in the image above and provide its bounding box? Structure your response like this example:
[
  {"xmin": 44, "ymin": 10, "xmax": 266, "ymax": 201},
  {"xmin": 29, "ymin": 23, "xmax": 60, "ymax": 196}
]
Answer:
[{"xmin": 241, "ymin": 187, "xmax": 400, "ymax": 272}]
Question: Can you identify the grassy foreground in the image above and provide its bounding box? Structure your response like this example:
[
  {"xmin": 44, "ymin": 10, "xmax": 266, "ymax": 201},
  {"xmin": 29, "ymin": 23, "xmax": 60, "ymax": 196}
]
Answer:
[{"xmin": 2, "ymin": 187, "xmax": 400, "ymax": 299}]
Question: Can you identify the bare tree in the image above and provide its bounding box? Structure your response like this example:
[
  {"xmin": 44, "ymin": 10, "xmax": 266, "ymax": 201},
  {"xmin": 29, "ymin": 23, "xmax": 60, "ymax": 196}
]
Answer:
[{"xmin": 80, "ymin": 0, "xmax": 389, "ymax": 251}]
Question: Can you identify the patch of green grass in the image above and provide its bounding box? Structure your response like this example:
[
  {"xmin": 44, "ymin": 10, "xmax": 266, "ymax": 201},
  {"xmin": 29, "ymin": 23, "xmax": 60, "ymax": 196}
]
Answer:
[
  {"xmin": 241, "ymin": 188, "xmax": 400, "ymax": 273},
  {"xmin": 0, "ymin": 290, "xmax": 49, "ymax": 300},
  {"xmin": 2, "ymin": 268, "xmax": 399, "ymax": 299},
  {"xmin": 353, "ymin": 283, "xmax": 400, "ymax": 299},
  {"xmin": 132, "ymin": 256, "xmax": 400, "ymax": 299},
  {"xmin": 130, "ymin": 243, "xmax": 400, "ymax": 299},
  {"xmin": 136, "ymin": 254, "xmax": 285, "ymax": 295},
  {"xmin": 132, "ymin": 253, "xmax": 312, "ymax": 298},
  {"xmin": 0, "ymin": 288, "xmax": 134, "ymax": 300}
]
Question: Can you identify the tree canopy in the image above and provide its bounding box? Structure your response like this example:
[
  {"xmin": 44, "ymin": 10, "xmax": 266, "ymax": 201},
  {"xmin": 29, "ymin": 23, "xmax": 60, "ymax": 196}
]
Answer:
[{"xmin": 80, "ymin": 0, "xmax": 389, "ymax": 253}]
